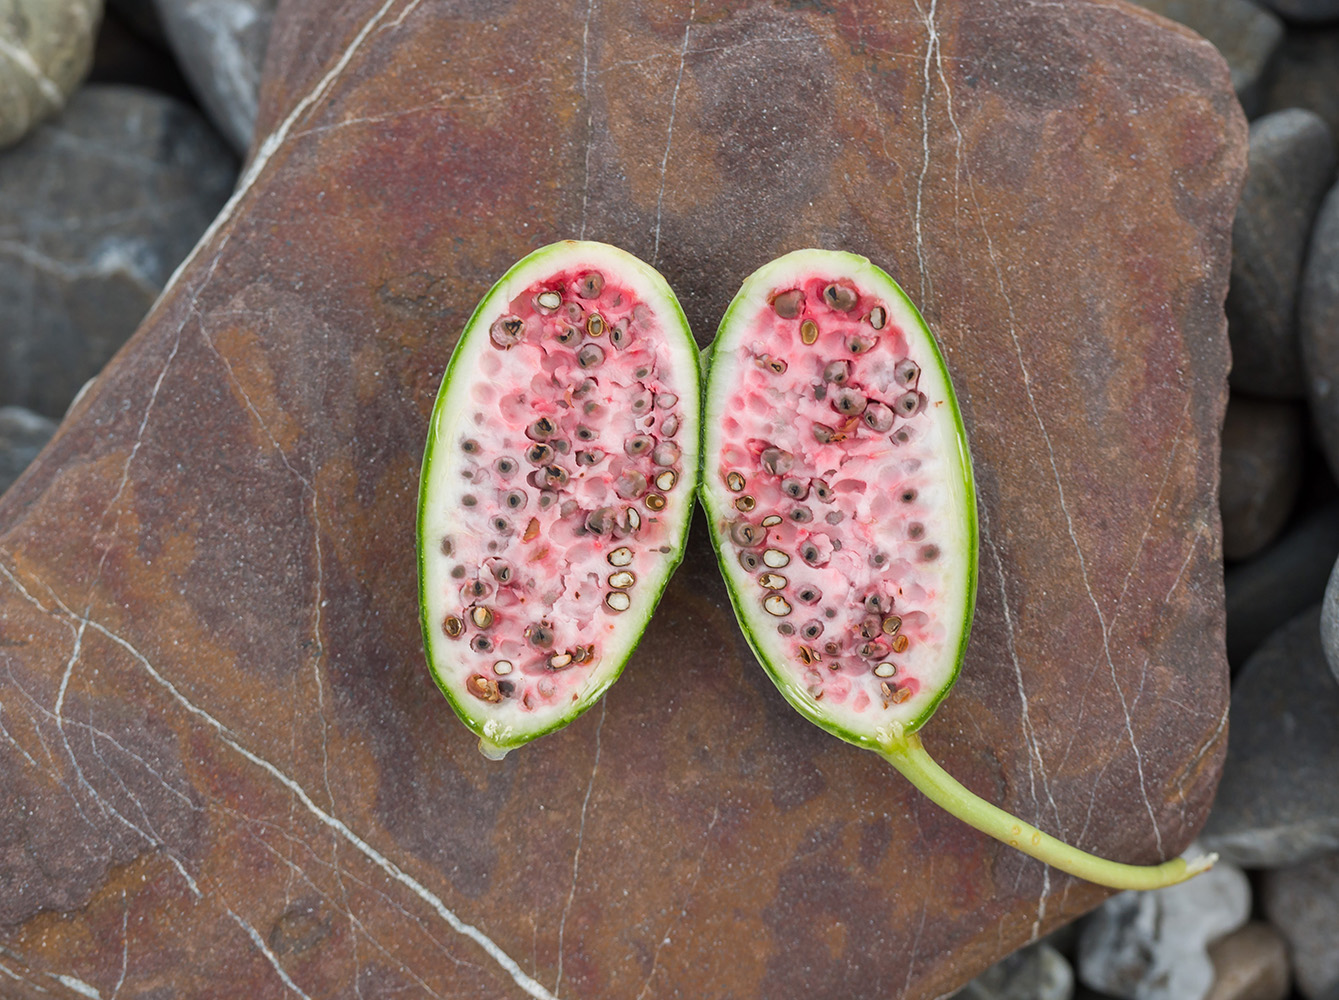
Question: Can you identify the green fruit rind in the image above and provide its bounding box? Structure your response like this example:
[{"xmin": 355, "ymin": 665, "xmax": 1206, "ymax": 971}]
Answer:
[
  {"xmin": 701, "ymin": 249, "xmax": 978, "ymax": 750},
  {"xmin": 418, "ymin": 240, "xmax": 701, "ymax": 758}
]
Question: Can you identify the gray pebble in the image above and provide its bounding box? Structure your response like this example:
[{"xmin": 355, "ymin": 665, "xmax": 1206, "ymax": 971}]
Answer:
[
  {"xmin": 1228, "ymin": 109, "xmax": 1337, "ymax": 399},
  {"xmin": 1262, "ymin": 27, "xmax": 1339, "ymax": 141},
  {"xmin": 1201, "ymin": 607, "xmax": 1339, "ymax": 867},
  {"xmin": 0, "ymin": 84, "xmax": 236, "ymax": 418},
  {"xmin": 0, "ymin": 406, "xmax": 57, "ymax": 496},
  {"xmin": 956, "ymin": 942, "xmax": 1073, "ymax": 1000},
  {"xmin": 1257, "ymin": 0, "xmax": 1339, "ymax": 23},
  {"xmin": 1301, "ymin": 183, "xmax": 1339, "ymax": 481},
  {"xmin": 1220, "ymin": 394, "xmax": 1304, "ymax": 561},
  {"xmin": 1321, "ymin": 556, "xmax": 1339, "ymax": 683},
  {"xmin": 1260, "ymin": 850, "xmax": 1339, "ymax": 1000}
]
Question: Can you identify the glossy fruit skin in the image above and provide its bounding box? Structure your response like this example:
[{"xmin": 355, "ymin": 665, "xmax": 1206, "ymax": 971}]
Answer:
[
  {"xmin": 418, "ymin": 240, "xmax": 700, "ymax": 758},
  {"xmin": 700, "ymin": 249, "xmax": 978, "ymax": 750}
]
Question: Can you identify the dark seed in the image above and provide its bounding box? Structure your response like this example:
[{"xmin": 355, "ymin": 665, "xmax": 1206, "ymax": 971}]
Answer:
[
  {"xmin": 824, "ymin": 283, "xmax": 858, "ymax": 312},
  {"xmin": 462, "ymin": 495, "xmax": 479, "ymax": 508},
  {"xmin": 542, "ymin": 466, "xmax": 570, "ymax": 489},
  {"xmin": 491, "ymin": 516, "xmax": 511, "ymax": 534},
  {"xmin": 894, "ymin": 390, "xmax": 925, "ymax": 417},
  {"xmin": 825, "ymin": 511, "xmax": 844, "ymax": 524},
  {"xmin": 801, "ymin": 620, "xmax": 824, "ymax": 640},
  {"xmin": 824, "ymin": 641, "xmax": 842, "ymax": 656},
  {"xmin": 908, "ymin": 522, "xmax": 925, "ymax": 540},
  {"xmin": 526, "ymin": 417, "xmax": 556, "ymax": 441},
  {"xmin": 863, "ymin": 594, "xmax": 886, "ymax": 613},
  {"xmin": 450, "ymin": 565, "xmax": 467, "ymax": 579},
  {"xmin": 765, "ymin": 356, "xmax": 788, "ymax": 374},
  {"xmin": 625, "ymin": 434, "xmax": 653, "ymax": 457},
  {"xmin": 577, "ymin": 272, "xmax": 604, "ymax": 298},
  {"xmin": 900, "ymin": 487, "xmax": 917, "ymax": 503},
  {"xmin": 576, "ymin": 449, "xmax": 604, "ymax": 466},
  {"xmin": 813, "ymin": 384, "xmax": 827, "ymax": 401},
  {"xmin": 578, "ymin": 343, "xmax": 606, "ymax": 368},
  {"xmin": 895, "ymin": 358, "xmax": 920, "ymax": 385},
  {"xmin": 859, "ymin": 616, "xmax": 881, "ymax": 639},
  {"xmin": 772, "ymin": 289, "xmax": 803, "ymax": 318},
  {"xmin": 615, "ymin": 469, "xmax": 647, "ymax": 499},
  {"xmin": 495, "ymin": 457, "xmax": 518, "ymax": 477},
  {"xmin": 537, "ymin": 491, "xmax": 558, "ymax": 510},
  {"xmin": 800, "ymin": 542, "xmax": 825, "ymax": 566},
  {"xmin": 470, "ymin": 635, "xmax": 494, "ymax": 653},
  {"xmin": 759, "ymin": 447, "xmax": 794, "ymax": 476},
  {"xmin": 859, "ymin": 642, "xmax": 884, "ymax": 659},
  {"xmin": 730, "ymin": 521, "xmax": 762, "ymax": 547},
  {"xmin": 847, "ymin": 334, "xmax": 875, "ymax": 354},
  {"xmin": 527, "ymin": 443, "xmax": 555, "ymax": 465},
  {"xmin": 738, "ymin": 550, "xmax": 761, "ymax": 572},
  {"xmin": 461, "ymin": 438, "xmax": 480, "ymax": 454},
  {"xmin": 557, "ymin": 325, "xmax": 581, "ymax": 344},
  {"xmin": 443, "ymin": 616, "xmax": 465, "ymax": 638},
  {"xmin": 609, "ymin": 321, "xmax": 631, "ymax": 349},
  {"xmin": 790, "ymin": 506, "xmax": 813, "ymax": 523},
  {"xmin": 526, "ymin": 623, "xmax": 554, "ymax": 648},
  {"xmin": 812, "ymin": 479, "xmax": 832, "ymax": 501},
  {"xmin": 796, "ymin": 585, "xmax": 822, "ymax": 605},
  {"xmin": 576, "ymin": 425, "xmax": 597, "ymax": 441},
  {"xmin": 868, "ymin": 305, "xmax": 887, "ymax": 330},
  {"xmin": 586, "ymin": 507, "xmax": 617, "ymax": 535},
  {"xmin": 777, "ymin": 622, "xmax": 796, "ymax": 636},
  {"xmin": 891, "ymin": 427, "xmax": 914, "ymax": 446},
  {"xmin": 503, "ymin": 490, "xmax": 527, "ymax": 510},
  {"xmin": 800, "ymin": 319, "xmax": 819, "ymax": 345},
  {"xmin": 832, "ymin": 387, "xmax": 868, "ymax": 416},
  {"xmin": 490, "ymin": 315, "xmax": 525, "ymax": 349},
  {"xmin": 463, "ymin": 579, "xmax": 492, "ymax": 600},
  {"xmin": 813, "ymin": 423, "xmax": 837, "ymax": 444},
  {"xmin": 440, "ymin": 536, "xmax": 455, "ymax": 557},
  {"xmin": 781, "ymin": 477, "xmax": 809, "ymax": 500},
  {"xmin": 863, "ymin": 401, "xmax": 894, "ymax": 432},
  {"xmin": 487, "ymin": 559, "xmax": 514, "ymax": 584},
  {"xmin": 920, "ymin": 544, "xmax": 940, "ymax": 561},
  {"xmin": 823, "ymin": 360, "xmax": 852, "ymax": 384},
  {"xmin": 630, "ymin": 392, "xmax": 653, "ymax": 414},
  {"xmin": 869, "ymin": 552, "xmax": 887, "ymax": 568}
]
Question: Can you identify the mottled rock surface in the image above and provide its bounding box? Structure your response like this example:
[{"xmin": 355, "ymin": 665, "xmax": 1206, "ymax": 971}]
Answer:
[
  {"xmin": 0, "ymin": 0, "xmax": 101, "ymax": 148},
  {"xmin": 0, "ymin": 84, "xmax": 235, "ymax": 418},
  {"xmin": 0, "ymin": 406, "xmax": 56, "ymax": 495},
  {"xmin": 0, "ymin": 1, "xmax": 1243, "ymax": 997},
  {"xmin": 1201, "ymin": 608, "xmax": 1339, "ymax": 867},
  {"xmin": 1227, "ymin": 109, "xmax": 1336, "ymax": 399},
  {"xmin": 154, "ymin": 0, "xmax": 276, "ymax": 153}
]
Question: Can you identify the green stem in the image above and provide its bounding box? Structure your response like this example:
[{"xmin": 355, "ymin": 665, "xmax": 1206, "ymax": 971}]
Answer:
[{"xmin": 879, "ymin": 732, "xmax": 1216, "ymax": 891}]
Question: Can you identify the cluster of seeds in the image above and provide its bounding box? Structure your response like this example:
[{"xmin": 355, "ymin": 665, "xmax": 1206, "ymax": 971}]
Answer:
[
  {"xmin": 434, "ymin": 268, "xmax": 685, "ymax": 711},
  {"xmin": 716, "ymin": 276, "xmax": 943, "ymax": 714}
]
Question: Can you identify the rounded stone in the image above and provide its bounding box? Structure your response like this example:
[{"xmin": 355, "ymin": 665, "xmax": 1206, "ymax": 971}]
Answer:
[
  {"xmin": 1321, "ymin": 555, "xmax": 1339, "ymax": 683},
  {"xmin": 0, "ymin": 0, "xmax": 100, "ymax": 149},
  {"xmin": 1257, "ymin": 0, "xmax": 1339, "ymax": 22},
  {"xmin": 1220, "ymin": 394, "xmax": 1304, "ymax": 561},
  {"xmin": 1301, "ymin": 183, "xmax": 1339, "ymax": 481},
  {"xmin": 1227, "ymin": 109, "xmax": 1337, "ymax": 400},
  {"xmin": 1204, "ymin": 922, "xmax": 1290, "ymax": 1000},
  {"xmin": 1260, "ymin": 851, "xmax": 1339, "ymax": 1000},
  {"xmin": 1262, "ymin": 28, "xmax": 1339, "ymax": 140}
]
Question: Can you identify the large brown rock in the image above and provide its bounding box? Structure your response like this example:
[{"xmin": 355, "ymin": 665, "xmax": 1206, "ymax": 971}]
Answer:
[{"xmin": 0, "ymin": 1, "xmax": 1243, "ymax": 997}]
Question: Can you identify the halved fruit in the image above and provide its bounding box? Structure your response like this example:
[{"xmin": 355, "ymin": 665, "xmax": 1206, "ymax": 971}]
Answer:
[
  {"xmin": 701, "ymin": 249, "xmax": 1213, "ymax": 889},
  {"xmin": 419, "ymin": 241, "xmax": 700, "ymax": 759}
]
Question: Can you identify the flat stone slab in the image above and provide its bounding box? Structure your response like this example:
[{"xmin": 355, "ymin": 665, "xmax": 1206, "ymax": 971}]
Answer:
[{"xmin": 0, "ymin": 1, "xmax": 1243, "ymax": 997}]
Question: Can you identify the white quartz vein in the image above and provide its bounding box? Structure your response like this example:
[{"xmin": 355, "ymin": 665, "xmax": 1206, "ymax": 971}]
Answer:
[
  {"xmin": 225, "ymin": 904, "xmax": 314, "ymax": 1000},
  {"xmin": 651, "ymin": 1, "xmax": 694, "ymax": 265},
  {"xmin": 577, "ymin": 0, "xmax": 597, "ymax": 240},
  {"xmin": 911, "ymin": 0, "xmax": 940, "ymax": 304},
  {"xmin": 554, "ymin": 700, "xmax": 605, "ymax": 997},
  {"xmin": 0, "ymin": 35, "xmax": 64, "ymax": 106}
]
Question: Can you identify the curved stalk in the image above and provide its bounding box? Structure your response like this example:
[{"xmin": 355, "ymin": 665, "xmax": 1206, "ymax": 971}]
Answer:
[{"xmin": 879, "ymin": 731, "xmax": 1216, "ymax": 891}]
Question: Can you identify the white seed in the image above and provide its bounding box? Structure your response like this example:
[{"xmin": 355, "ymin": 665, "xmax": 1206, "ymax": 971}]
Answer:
[
  {"xmin": 726, "ymin": 471, "xmax": 746, "ymax": 492},
  {"xmin": 759, "ymin": 573, "xmax": 787, "ymax": 589},
  {"xmin": 549, "ymin": 652, "xmax": 572, "ymax": 669},
  {"xmin": 605, "ymin": 591, "xmax": 631, "ymax": 612},
  {"xmin": 761, "ymin": 515, "xmax": 782, "ymax": 527},
  {"xmin": 608, "ymin": 570, "xmax": 636, "ymax": 589},
  {"xmin": 762, "ymin": 548, "xmax": 791, "ymax": 568},
  {"xmin": 874, "ymin": 662, "xmax": 896, "ymax": 678},
  {"xmin": 655, "ymin": 470, "xmax": 677, "ymax": 491},
  {"xmin": 537, "ymin": 291, "xmax": 562, "ymax": 311},
  {"xmin": 763, "ymin": 595, "xmax": 792, "ymax": 617},
  {"xmin": 624, "ymin": 506, "xmax": 641, "ymax": 531},
  {"xmin": 471, "ymin": 607, "xmax": 495, "ymax": 628},
  {"xmin": 493, "ymin": 659, "xmax": 514, "ymax": 676},
  {"xmin": 608, "ymin": 546, "xmax": 634, "ymax": 567}
]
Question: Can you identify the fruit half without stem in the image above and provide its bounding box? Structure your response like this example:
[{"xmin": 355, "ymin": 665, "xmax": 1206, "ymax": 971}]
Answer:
[
  {"xmin": 419, "ymin": 240, "xmax": 701, "ymax": 759},
  {"xmin": 700, "ymin": 248, "xmax": 1214, "ymax": 889}
]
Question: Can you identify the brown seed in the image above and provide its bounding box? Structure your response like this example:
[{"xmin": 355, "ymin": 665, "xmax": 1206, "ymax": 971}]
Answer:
[
  {"xmin": 490, "ymin": 315, "xmax": 525, "ymax": 349},
  {"xmin": 761, "ymin": 515, "xmax": 782, "ymax": 527},
  {"xmin": 781, "ymin": 477, "xmax": 809, "ymax": 500},
  {"xmin": 894, "ymin": 390, "xmax": 925, "ymax": 417},
  {"xmin": 608, "ymin": 546, "xmax": 634, "ymax": 566},
  {"xmin": 890, "ymin": 686, "xmax": 912, "ymax": 704},
  {"xmin": 467, "ymin": 674, "xmax": 504, "ymax": 703},
  {"xmin": 798, "ymin": 645, "xmax": 821, "ymax": 666},
  {"xmin": 571, "ymin": 644, "xmax": 594, "ymax": 665},
  {"xmin": 577, "ymin": 272, "xmax": 604, "ymax": 298},
  {"xmin": 762, "ymin": 548, "xmax": 790, "ymax": 567},
  {"xmin": 608, "ymin": 570, "xmax": 636, "ymax": 589},
  {"xmin": 863, "ymin": 593, "xmax": 887, "ymax": 613},
  {"xmin": 738, "ymin": 549, "xmax": 761, "ymax": 572},
  {"xmin": 771, "ymin": 288, "xmax": 803, "ymax": 318},
  {"xmin": 759, "ymin": 572, "xmax": 787, "ymax": 590},
  {"xmin": 578, "ymin": 343, "xmax": 606, "ymax": 368},
  {"xmin": 440, "ymin": 536, "xmax": 455, "ymax": 557},
  {"xmin": 874, "ymin": 662, "xmax": 896, "ymax": 678},
  {"xmin": 908, "ymin": 522, "xmax": 925, "ymax": 540},
  {"xmin": 882, "ymin": 615, "xmax": 903, "ymax": 636},
  {"xmin": 730, "ymin": 521, "xmax": 762, "ymax": 547},
  {"xmin": 859, "ymin": 616, "xmax": 881, "ymax": 640},
  {"xmin": 644, "ymin": 493, "xmax": 666, "ymax": 511},
  {"xmin": 823, "ymin": 641, "xmax": 842, "ymax": 656},
  {"xmin": 824, "ymin": 283, "xmax": 858, "ymax": 312},
  {"xmin": 895, "ymin": 358, "xmax": 920, "ymax": 385},
  {"xmin": 526, "ymin": 416, "xmax": 556, "ymax": 440},
  {"xmin": 823, "ymin": 360, "xmax": 852, "ymax": 384},
  {"xmin": 800, "ymin": 319, "xmax": 819, "ymax": 345},
  {"xmin": 891, "ymin": 633, "xmax": 910, "ymax": 653},
  {"xmin": 615, "ymin": 469, "xmax": 647, "ymax": 499},
  {"xmin": 763, "ymin": 595, "xmax": 792, "ymax": 617},
  {"xmin": 586, "ymin": 314, "xmax": 606, "ymax": 337},
  {"xmin": 536, "ymin": 290, "xmax": 562, "ymax": 311},
  {"xmin": 451, "ymin": 565, "xmax": 467, "ymax": 579},
  {"xmin": 443, "ymin": 615, "xmax": 465, "ymax": 638},
  {"xmin": 759, "ymin": 447, "xmax": 794, "ymax": 476},
  {"xmin": 471, "ymin": 607, "xmax": 495, "ymax": 628},
  {"xmin": 625, "ymin": 434, "xmax": 654, "ymax": 457},
  {"xmin": 655, "ymin": 470, "xmax": 677, "ymax": 491},
  {"xmin": 868, "ymin": 305, "xmax": 887, "ymax": 330},
  {"xmin": 920, "ymin": 544, "xmax": 939, "ymax": 561},
  {"xmin": 604, "ymin": 591, "xmax": 631, "ymax": 612},
  {"xmin": 863, "ymin": 401, "xmax": 895, "ymax": 432},
  {"xmin": 735, "ymin": 495, "xmax": 756, "ymax": 512},
  {"xmin": 523, "ymin": 517, "xmax": 540, "ymax": 541},
  {"xmin": 832, "ymin": 387, "xmax": 868, "ymax": 417},
  {"xmin": 726, "ymin": 471, "xmax": 746, "ymax": 492},
  {"xmin": 461, "ymin": 438, "xmax": 481, "ymax": 454},
  {"xmin": 778, "ymin": 622, "xmax": 796, "ymax": 636},
  {"xmin": 542, "ymin": 465, "xmax": 570, "ymax": 489},
  {"xmin": 461, "ymin": 495, "xmax": 478, "ymax": 507}
]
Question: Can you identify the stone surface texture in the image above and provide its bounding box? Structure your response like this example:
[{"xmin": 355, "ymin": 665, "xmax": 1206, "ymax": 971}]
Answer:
[
  {"xmin": 154, "ymin": 0, "xmax": 276, "ymax": 153},
  {"xmin": 1302, "ymin": 183, "xmax": 1339, "ymax": 480},
  {"xmin": 0, "ymin": 1, "xmax": 1243, "ymax": 997},
  {"xmin": 1204, "ymin": 922, "xmax": 1291, "ymax": 1000},
  {"xmin": 1260, "ymin": 851, "xmax": 1339, "ymax": 1000},
  {"xmin": 1076, "ymin": 858, "xmax": 1252, "ymax": 1000},
  {"xmin": 1227, "ymin": 108, "xmax": 1336, "ymax": 399},
  {"xmin": 1219, "ymin": 395, "xmax": 1304, "ymax": 560},
  {"xmin": 0, "ymin": 84, "xmax": 236, "ymax": 418},
  {"xmin": 0, "ymin": 0, "xmax": 102, "ymax": 148},
  {"xmin": 1201, "ymin": 607, "xmax": 1339, "ymax": 867}
]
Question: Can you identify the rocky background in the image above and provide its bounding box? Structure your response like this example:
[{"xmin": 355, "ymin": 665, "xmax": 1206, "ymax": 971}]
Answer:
[{"xmin": 0, "ymin": 0, "xmax": 1331, "ymax": 998}]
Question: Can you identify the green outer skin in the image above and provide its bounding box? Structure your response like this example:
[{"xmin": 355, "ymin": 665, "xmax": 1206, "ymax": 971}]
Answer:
[
  {"xmin": 701, "ymin": 249, "xmax": 979, "ymax": 751},
  {"xmin": 417, "ymin": 240, "xmax": 700, "ymax": 757}
]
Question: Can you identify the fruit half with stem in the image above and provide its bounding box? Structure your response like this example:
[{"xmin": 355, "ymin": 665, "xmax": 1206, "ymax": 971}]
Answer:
[
  {"xmin": 419, "ymin": 240, "xmax": 700, "ymax": 759},
  {"xmin": 700, "ymin": 248, "xmax": 1214, "ymax": 890}
]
